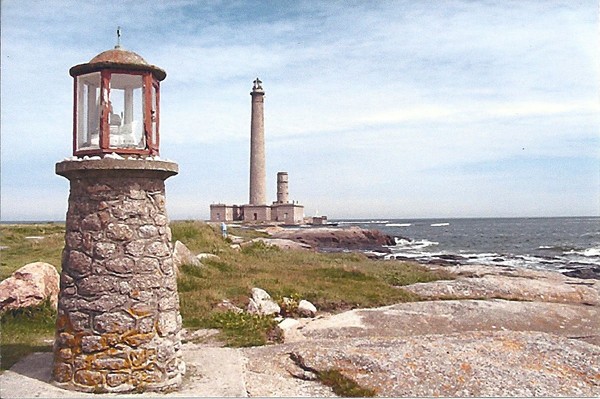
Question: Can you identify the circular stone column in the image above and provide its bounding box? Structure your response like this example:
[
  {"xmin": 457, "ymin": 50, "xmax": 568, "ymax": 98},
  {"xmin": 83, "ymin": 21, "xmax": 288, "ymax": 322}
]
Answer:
[{"xmin": 52, "ymin": 158, "xmax": 185, "ymax": 393}]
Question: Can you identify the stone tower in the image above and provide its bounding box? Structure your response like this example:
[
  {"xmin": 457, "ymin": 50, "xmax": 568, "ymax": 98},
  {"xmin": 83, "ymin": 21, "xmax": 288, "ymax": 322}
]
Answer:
[
  {"xmin": 52, "ymin": 44, "xmax": 184, "ymax": 393},
  {"xmin": 249, "ymin": 78, "xmax": 266, "ymax": 206},
  {"xmin": 276, "ymin": 172, "xmax": 289, "ymax": 204}
]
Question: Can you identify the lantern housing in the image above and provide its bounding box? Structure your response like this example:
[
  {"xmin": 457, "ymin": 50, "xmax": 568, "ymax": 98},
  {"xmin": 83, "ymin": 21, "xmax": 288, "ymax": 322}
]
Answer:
[{"xmin": 69, "ymin": 46, "xmax": 166, "ymax": 157}]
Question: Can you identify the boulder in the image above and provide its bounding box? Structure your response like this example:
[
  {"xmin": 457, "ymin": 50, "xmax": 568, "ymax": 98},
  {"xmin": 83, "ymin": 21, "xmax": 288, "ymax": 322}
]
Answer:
[
  {"xmin": 297, "ymin": 300, "xmax": 317, "ymax": 318},
  {"xmin": 247, "ymin": 288, "xmax": 281, "ymax": 316},
  {"xmin": 197, "ymin": 253, "xmax": 221, "ymax": 262},
  {"xmin": 172, "ymin": 240, "xmax": 202, "ymax": 274},
  {"xmin": 0, "ymin": 262, "xmax": 60, "ymax": 312}
]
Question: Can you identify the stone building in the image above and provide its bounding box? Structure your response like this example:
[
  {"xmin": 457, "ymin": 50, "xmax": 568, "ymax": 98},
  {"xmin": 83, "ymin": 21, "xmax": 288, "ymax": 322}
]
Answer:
[
  {"xmin": 210, "ymin": 79, "xmax": 305, "ymax": 224},
  {"xmin": 52, "ymin": 42, "xmax": 184, "ymax": 393}
]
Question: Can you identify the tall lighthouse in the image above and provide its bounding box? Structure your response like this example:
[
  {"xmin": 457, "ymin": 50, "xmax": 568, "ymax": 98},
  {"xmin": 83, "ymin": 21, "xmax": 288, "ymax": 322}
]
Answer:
[{"xmin": 249, "ymin": 77, "xmax": 266, "ymax": 206}]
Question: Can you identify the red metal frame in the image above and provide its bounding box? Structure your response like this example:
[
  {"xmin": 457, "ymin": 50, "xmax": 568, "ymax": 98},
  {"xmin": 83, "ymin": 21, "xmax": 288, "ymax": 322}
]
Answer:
[{"xmin": 72, "ymin": 68, "xmax": 161, "ymax": 157}]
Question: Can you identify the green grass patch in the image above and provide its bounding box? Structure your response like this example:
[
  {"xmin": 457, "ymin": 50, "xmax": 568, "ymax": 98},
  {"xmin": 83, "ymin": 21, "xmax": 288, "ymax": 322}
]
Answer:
[
  {"xmin": 204, "ymin": 311, "xmax": 281, "ymax": 347},
  {"xmin": 0, "ymin": 299, "xmax": 56, "ymax": 371},
  {"xmin": 317, "ymin": 369, "xmax": 377, "ymax": 397},
  {"xmin": 0, "ymin": 223, "xmax": 65, "ymax": 280}
]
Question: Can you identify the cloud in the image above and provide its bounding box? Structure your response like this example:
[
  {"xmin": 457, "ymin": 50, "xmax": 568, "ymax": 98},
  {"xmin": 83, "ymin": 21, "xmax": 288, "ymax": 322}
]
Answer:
[{"xmin": 1, "ymin": 0, "xmax": 598, "ymax": 220}]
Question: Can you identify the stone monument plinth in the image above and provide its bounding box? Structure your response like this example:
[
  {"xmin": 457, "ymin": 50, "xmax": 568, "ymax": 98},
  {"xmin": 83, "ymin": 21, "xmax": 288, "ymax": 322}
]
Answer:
[{"xmin": 52, "ymin": 158, "xmax": 184, "ymax": 393}]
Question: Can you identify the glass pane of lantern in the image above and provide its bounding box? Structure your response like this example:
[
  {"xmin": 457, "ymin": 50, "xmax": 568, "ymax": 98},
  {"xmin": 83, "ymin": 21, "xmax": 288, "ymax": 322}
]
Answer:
[
  {"xmin": 151, "ymin": 84, "xmax": 158, "ymax": 147},
  {"xmin": 76, "ymin": 72, "xmax": 101, "ymax": 152},
  {"xmin": 108, "ymin": 74, "xmax": 145, "ymax": 149}
]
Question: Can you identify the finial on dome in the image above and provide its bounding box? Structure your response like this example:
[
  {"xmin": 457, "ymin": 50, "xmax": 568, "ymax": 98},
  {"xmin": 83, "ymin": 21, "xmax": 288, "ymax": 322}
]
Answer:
[{"xmin": 115, "ymin": 26, "xmax": 122, "ymax": 49}]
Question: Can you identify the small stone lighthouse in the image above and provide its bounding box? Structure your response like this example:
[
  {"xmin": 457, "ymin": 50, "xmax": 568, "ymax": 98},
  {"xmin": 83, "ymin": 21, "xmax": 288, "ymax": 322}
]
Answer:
[{"xmin": 52, "ymin": 41, "xmax": 185, "ymax": 393}]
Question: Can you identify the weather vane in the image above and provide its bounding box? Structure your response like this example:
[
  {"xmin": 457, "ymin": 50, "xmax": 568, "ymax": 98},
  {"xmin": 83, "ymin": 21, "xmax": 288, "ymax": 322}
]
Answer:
[{"xmin": 116, "ymin": 26, "xmax": 121, "ymax": 48}]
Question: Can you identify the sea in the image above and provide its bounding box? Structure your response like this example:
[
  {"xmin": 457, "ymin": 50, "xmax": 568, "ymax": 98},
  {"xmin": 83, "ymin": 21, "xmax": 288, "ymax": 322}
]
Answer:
[{"xmin": 332, "ymin": 217, "xmax": 600, "ymax": 273}]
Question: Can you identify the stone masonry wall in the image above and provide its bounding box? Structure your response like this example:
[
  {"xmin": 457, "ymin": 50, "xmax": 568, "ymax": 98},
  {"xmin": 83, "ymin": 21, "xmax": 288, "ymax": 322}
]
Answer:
[{"xmin": 52, "ymin": 168, "xmax": 184, "ymax": 393}]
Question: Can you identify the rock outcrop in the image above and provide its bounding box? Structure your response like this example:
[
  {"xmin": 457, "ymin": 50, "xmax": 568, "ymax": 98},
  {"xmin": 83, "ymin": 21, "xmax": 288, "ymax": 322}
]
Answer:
[
  {"xmin": 241, "ymin": 264, "xmax": 600, "ymax": 397},
  {"xmin": 0, "ymin": 262, "xmax": 60, "ymax": 312},
  {"xmin": 271, "ymin": 226, "xmax": 395, "ymax": 253},
  {"xmin": 402, "ymin": 264, "xmax": 600, "ymax": 306}
]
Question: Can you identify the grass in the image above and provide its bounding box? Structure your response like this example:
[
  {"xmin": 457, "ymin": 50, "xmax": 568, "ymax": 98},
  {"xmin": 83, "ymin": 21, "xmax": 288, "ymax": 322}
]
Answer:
[
  {"xmin": 317, "ymin": 369, "xmax": 377, "ymax": 397},
  {"xmin": 0, "ymin": 299, "xmax": 56, "ymax": 370},
  {"xmin": 0, "ymin": 223, "xmax": 65, "ymax": 280},
  {"xmin": 0, "ymin": 220, "xmax": 454, "ymax": 368}
]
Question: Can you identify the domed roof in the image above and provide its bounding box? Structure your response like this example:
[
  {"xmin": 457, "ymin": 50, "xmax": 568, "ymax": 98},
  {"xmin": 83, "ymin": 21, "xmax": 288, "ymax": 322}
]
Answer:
[
  {"xmin": 89, "ymin": 46, "xmax": 149, "ymax": 65},
  {"xmin": 69, "ymin": 45, "xmax": 166, "ymax": 81}
]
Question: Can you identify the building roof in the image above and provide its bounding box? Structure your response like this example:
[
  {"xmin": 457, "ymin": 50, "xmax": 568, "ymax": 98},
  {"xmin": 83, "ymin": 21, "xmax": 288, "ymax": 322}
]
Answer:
[{"xmin": 69, "ymin": 45, "xmax": 166, "ymax": 81}]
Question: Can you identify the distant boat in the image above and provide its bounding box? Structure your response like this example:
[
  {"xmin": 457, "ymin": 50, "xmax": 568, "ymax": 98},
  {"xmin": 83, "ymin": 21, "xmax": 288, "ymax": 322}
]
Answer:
[{"xmin": 430, "ymin": 222, "xmax": 450, "ymax": 227}]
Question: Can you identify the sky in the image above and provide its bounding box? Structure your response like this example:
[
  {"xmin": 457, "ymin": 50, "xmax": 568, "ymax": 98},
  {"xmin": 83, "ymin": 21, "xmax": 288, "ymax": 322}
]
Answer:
[{"xmin": 1, "ymin": 0, "xmax": 599, "ymax": 221}]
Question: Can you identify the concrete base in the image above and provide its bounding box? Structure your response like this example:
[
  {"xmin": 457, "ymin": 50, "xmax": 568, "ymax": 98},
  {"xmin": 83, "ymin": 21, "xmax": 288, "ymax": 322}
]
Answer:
[{"xmin": 0, "ymin": 345, "xmax": 247, "ymax": 398}]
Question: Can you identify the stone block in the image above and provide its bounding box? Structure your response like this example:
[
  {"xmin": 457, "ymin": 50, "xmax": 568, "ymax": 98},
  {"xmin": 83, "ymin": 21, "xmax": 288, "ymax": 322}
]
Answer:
[
  {"xmin": 106, "ymin": 372, "xmax": 130, "ymax": 388},
  {"xmin": 53, "ymin": 362, "xmax": 73, "ymax": 383},
  {"xmin": 81, "ymin": 335, "xmax": 108, "ymax": 353},
  {"xmin": 78, "ymin": 294, "xmax": 126, "ymax": 312},
  {"xmin": 139, "ymin": 224, "xmax": 158, "ymax": 238},
  {"xmin": 57, "ymin": 348, "xmax": 73, "ymax": 361},
  {"xmin": 125, "ymin": 240, "xmax": 146, "ymax": 257},
  {"xmin": 81, "ymin": 213, "xmax": 102, "ymax": 231},
  {"xmin": 137, "ymin": 257, "xmax": 160, "ymax": 273},
  {"xmin": 106, "ymin": 223, "xmax": 134, "ymax": 241},
  {"xmin": 124, "ymin": 332, "xmax": 155, "ymax": 348},
  {"xmin": 105, "ymin": 257, "xmax": 135, "ymax": 274},
  {"xmin": 158, "ymin": 295, "xmax": 179, "ymax": 311},
  {"xmin": 112, "ymin": 200, "xmax": 146, "ymax": 220},
  {"xmin": 93, "ymin": 311, "xmax": 135, "ymax": 334},
  {"xmin": 94, "ymin": 242, "xmax": 117, "ymax": 259},
  {"xmin": 157, "ymin": 311, "xmax": 179, "ymax": 337},
  {"xmin": 58, "ymin": 332, "xmax": 76, "ymax": 347},
  {"xmin": 147, "ymin": 241, "xmax": 170, "ymax": 257},
  {"xmin": 160, "ymin": 258, "xmax": 175, "ymax": 276},
  {"xmin": 74, "ymin": 369, "xmax": 104, "ymax": 386},
  {"xmin": 67, "ymin": 251, "xmax": 92, "ymax": 277},
  {"xmin": 130, "ymin": 273, "xmax": 162, "ymax": 290},
  {"xmin": 69, "ymin": 311, "xmax": 90, "ymax": 332},
  {"xmin": 93, "ymin": 357, "xmax": 129, "ymax": 371},
  {"xmin": 153, "ymin": 214, "xmax": 168, "ymax": 226},
  {"xmin": 77, "ymin": 275, "xmax": 121, "ymax": 296},
  {"xmin": 66, "ymin": 231, "xmax": 82, "ymax": 248},
  {"xmin": 137, "ymin": 316, "xmax": 156, "ymax": 334}
]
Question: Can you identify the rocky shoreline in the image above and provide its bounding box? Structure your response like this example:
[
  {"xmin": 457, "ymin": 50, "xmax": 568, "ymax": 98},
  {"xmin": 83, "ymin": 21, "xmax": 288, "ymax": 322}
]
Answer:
[{"xmin": 1, "ymin": 225, "xmax": 598, "ymax": 397}]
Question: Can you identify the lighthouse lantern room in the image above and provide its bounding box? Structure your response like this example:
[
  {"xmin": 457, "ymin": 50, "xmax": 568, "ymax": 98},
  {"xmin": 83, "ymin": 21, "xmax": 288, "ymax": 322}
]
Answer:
[{"xmin": 69, "ymin": 34, "xmax": 166, "ymax": 157}]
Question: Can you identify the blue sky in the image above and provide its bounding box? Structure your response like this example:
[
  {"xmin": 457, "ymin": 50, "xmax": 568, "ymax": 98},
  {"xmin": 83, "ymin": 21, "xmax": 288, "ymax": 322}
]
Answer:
[{"xmin": 1, "ymin": 0, "xmax": 598, "ymax": 220}]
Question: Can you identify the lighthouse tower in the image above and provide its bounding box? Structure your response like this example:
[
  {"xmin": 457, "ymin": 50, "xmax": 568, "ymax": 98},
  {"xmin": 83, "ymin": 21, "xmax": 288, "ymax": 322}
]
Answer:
[{"xmin": 243, "ymin": 78, "xmax": 271, "ymax": 222}]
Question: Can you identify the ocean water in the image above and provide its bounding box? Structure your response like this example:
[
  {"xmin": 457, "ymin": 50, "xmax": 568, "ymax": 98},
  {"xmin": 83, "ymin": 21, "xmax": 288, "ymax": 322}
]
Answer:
[{"xmin": 333, "ymin": 217, "xmax": 600, "ymax": 272}]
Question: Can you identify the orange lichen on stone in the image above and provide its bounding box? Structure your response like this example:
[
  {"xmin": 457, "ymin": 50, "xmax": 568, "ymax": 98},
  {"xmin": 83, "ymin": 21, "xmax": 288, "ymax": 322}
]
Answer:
[
  {"xmin": 74, "ymin": 369, "xmax": 104, "ymax": 386},
  {"xmin": 123, "ymin": 332, "xmax": 155, "ymax": 347}
]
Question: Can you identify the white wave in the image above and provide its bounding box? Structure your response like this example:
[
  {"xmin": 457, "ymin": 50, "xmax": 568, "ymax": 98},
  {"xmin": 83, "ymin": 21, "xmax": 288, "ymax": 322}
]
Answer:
[
  {"xmin": 538, "ymin": 245, "xmax": 555, "ymax": 250},
  {"xmin": 583, "ymin": 248, "xmax": 600, "ymax": 257},
  {"xmin": 336, "ymin": 220, "xmax": 389, "ymax": 225},
  {"xmin": 565, "ymin": 247, "xmax": 600, "ymax": 257},
  {"xmin": 430, "ymin": 222, "xmax": 450, "ymax": 227},
  {"xmin": 386, "ymin": 223, "xmax": 411, "ymax": 227},
  {"xmin": 391, "ymin": 238, "xmax": 438, "ymax": 250}
]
